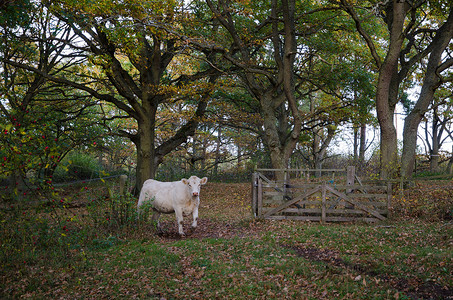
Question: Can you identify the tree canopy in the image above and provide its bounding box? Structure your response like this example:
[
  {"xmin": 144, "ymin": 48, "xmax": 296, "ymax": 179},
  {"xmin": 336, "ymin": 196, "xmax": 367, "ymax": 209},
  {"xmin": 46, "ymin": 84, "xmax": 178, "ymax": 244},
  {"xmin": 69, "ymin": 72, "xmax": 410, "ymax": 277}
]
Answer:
[{"xmin": 1, "ymin": 0, "xmax": 452, "ymax": 193}]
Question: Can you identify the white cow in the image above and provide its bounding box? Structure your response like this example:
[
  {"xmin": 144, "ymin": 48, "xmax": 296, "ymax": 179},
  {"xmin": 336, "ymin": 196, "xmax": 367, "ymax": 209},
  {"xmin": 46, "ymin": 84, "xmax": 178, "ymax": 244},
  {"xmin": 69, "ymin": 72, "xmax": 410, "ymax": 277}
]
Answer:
[{"xmin": 137, "ymin": 176, "xmax": 208, "ymax": 236}]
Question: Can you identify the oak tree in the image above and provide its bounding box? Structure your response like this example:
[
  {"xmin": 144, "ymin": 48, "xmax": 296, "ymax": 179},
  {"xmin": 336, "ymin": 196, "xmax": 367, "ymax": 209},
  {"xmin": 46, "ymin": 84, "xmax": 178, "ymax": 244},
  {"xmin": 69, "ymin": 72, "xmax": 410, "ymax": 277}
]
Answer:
[{"xmin": 27, "ymin": 0, "xmax": 221, "ymax": 189}]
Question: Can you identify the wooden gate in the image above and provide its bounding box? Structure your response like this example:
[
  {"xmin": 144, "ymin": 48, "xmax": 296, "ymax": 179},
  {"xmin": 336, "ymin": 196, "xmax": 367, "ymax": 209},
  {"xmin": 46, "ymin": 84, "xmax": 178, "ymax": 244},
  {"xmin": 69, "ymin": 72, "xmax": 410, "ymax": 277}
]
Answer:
[{"xmin": 251, "ymin": 167, "xmax": 391, "ymax": 223}]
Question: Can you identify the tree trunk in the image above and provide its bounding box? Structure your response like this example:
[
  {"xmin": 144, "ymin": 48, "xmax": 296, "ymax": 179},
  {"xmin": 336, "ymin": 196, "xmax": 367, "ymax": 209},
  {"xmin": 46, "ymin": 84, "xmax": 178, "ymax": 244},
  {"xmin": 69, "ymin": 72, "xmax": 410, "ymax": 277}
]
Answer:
[
  {"xmin": 190, "ymin": 137, "xmax": 198, "ymax": 173},
  {"xmin": 314, "ymin": 153, "xmax": 323, "ymax": 177},
  {"xmin": 134, "ymin": 106, "xmax": 157, "ymax": 191},
  {"xmin": 261, "ymin": 94, "xmax": 290, "ymax": 182},
  {"xmin": 269, "ymin": 147, "xmax": 289, "ymax": 183},
  {"xmin": 359, "ymin": 124, "xmax": 366, "ymax": 168},
  {"xmin": 430, "ymin": 146, "xmax": 440, "ymax": 174},
  {"xmin": 400, "ymin": 7, "xmax": 453, "ymax": 178},
  {"xmin": 206, "ymin": 0, "xmax": 300, "ymax": 182},
  {"xmin": 375, "ymin": 1, "xmax": 407, "ymax": 179},
  {"xmin": 313, "ymin": 129, "xmax": 322, "ymax": 177},
  {"xmin": 353, "ymin": 126, "xmax": 359, "ymax": 164},
  {"xmin": 312, "ymin": 125, "xmax": 336, "ymax": 177},
  {"xmin": 429, "ymin": 109, "xmax": 449, "ymax": 173},
  {"xmin": 378, "ymin": 118, "xmax": 398, "ymax": 179},
  {"xmin": 214, "ymin": 126, "xmax": 221, "ymax": 177}
]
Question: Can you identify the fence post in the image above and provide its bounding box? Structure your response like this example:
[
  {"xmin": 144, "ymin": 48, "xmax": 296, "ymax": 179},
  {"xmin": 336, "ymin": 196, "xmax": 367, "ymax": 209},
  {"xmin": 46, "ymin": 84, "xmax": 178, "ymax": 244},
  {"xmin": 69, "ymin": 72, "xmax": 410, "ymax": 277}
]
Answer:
[
  {"xmin": 321, "ymin": 182, "xmax": 327, "ymax": 223},
  {"xmin": 257, "ymin": 175, "xmax": 263, "ymax": 218},
  {"xmin": 346, "ymin": 166, "xmax": 355, "ymax": 209},
  {"xmin": 283, "ymin": 169, "xmax": 288, "ymax": 198},
  {"xmin": 387, "ymin": 182, "xmax": 392, "ymax": 218},
  {"xmin": 251, "ymin": 173, "xmax": 258, "ymax": 217},
  {"xmin": 119, "ymin": 175, "xmax": 128, "ymax": 196}
]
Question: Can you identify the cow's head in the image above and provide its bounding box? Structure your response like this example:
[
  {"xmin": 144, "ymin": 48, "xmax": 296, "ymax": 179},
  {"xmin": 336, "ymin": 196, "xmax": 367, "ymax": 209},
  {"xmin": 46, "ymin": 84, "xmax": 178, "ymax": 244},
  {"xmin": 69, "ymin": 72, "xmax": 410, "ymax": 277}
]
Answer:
[{"xmin": 182, "ymin": 176, "xmax": 208, "ymax": 197}]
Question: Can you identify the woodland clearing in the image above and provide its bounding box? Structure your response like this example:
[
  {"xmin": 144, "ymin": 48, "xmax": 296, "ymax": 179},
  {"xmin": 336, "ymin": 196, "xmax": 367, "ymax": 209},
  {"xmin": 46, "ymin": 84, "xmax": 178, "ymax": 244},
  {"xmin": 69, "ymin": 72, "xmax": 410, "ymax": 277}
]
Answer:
[{"xmin": 0, "ymin": 181, "xmax": 452, "ymax": 299}]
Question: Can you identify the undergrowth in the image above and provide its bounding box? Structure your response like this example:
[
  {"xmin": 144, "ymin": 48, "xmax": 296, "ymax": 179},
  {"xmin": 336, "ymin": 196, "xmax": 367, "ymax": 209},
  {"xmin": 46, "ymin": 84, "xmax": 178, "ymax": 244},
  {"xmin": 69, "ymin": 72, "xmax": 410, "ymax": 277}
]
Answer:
[{"xmin": 0, "ymin": 180, "xmax": 452, "ymax": 299}]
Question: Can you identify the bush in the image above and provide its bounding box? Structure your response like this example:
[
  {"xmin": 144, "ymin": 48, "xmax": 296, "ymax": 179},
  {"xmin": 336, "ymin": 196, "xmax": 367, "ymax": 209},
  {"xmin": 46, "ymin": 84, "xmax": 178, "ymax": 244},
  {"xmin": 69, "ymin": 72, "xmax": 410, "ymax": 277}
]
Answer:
[
  {"xmin": 87, "ymin": 191, "xmax": 137, "ymax": 231},
  {"xmin": 0, "ymin": 201, "xmax": 84, "ymax": 267},
  {"xmin": 54, "ymin": 152, "xmax": 103, "ymax": 182},
  {"xmin": 0, "ymin": 176, "xmax": 137, "ymax": 269},
  {"xmin": 393, "ymin": 181, "xmax": 453, "ymax": 221}
]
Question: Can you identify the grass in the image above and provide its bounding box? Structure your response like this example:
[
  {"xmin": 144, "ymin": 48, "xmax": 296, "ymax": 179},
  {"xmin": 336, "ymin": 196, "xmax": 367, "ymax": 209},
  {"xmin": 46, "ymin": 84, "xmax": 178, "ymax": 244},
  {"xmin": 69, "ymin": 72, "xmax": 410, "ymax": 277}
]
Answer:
[{"xmin": 0, "ymin": 181, "xmax": 452, "ymax": 299}]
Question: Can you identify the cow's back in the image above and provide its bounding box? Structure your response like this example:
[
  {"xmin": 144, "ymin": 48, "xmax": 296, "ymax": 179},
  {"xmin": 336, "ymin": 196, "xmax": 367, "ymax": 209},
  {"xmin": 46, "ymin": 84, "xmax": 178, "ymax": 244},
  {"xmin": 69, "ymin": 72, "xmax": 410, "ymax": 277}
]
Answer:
[
  {"xmin": 140, "ymin": 179, "xmax": 187, "ymax": 213},
  {"xmin": 142, "ymin": 179, "xmax": 173, "ymax": 195}
]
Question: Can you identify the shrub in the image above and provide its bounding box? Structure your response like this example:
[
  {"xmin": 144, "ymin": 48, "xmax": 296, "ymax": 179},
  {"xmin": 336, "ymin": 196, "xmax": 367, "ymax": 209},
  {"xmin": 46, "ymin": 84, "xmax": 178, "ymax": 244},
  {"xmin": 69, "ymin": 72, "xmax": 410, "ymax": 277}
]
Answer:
[
  {"xmin": 87, "ymin": 192, "xmax": 137, "ymax": 230},
  {"xmin": 0, "ymin": 177, "xmax": 137, "ymax": 270},
  {"xmin": 393, "ymin": 181, "xmax": 453, "ymax": 221},
  {"xmin": 54, "ymin": 152, "xmax": 103, "ymax": 182},
  {"xmin": 0, "ymin": 200, "xmax": 82, "ymax": 267}
]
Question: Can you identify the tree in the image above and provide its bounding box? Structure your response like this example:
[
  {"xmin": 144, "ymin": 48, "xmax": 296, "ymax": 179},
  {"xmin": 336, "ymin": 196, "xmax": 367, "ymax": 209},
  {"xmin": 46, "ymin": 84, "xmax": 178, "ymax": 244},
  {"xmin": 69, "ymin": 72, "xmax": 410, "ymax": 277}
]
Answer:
[
  {"xmin": 204, "ymin": 84, "xmax": 263, "ymax": 174},
  {"xmin": 200, "ymin": 0, "xmax": 301, "ymax": 181},
  {"xmin": 334, "ymin": 0, "xmax": 453, "ymax": 179},
  {"xmin": 198, "ymin": 0, "xmax": 362, "ymax": 180},
  {"xmin": 419, "ymin": 87, "xmax": 453, "ymax": 173},
  {"xmin": 1, "ymin": 0, "xmax": 103, "ymax": 198},
  {"xmin": 400, "ymin": 3, "xmax": 453, "ymax": 178},
  {"xmin": 8, "ymin": 0, "xmax": 222, "ymax": 190},
  {"xmin": 155, "ymin": 84, "xmax": 263, "ymax": 180}
]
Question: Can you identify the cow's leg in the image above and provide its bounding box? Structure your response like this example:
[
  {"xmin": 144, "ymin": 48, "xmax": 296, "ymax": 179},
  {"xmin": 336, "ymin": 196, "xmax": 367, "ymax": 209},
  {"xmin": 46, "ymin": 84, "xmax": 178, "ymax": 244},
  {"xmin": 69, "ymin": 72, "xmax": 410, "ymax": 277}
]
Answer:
[
  {"xmin": 174, "ymin": 207, "xmax": 185, "ymax": 236},
  {"xmin": 192, "ymin": 206, "xmax": 198, "ymax": 229},
  {"xmin": 152, "ymin": 211, "xmax": 162, "ymax": 234}
]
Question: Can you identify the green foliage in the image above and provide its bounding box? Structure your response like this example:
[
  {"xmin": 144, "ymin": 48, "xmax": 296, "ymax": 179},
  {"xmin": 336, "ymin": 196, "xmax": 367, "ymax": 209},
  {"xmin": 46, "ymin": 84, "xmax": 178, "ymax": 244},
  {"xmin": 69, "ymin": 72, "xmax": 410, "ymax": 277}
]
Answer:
[
  {"xmin": 1, "ymin": 0, "xmax": 117, "ymax": 195},
  {"xmin": 0, "ymin": 176, "xmax": 137, "ymax": 275},
  {"xmin": 89, "ymin": 235, "xmax": 122, "ymax": 251},
  {"xmin": 87, "ymin": 191, "xmax": 137, "ymax": 230},
  {"xmin": 0, "ymin": 0, "xmax": 33, "ymax": 29},
  {"xmin": 0, "ymin": 102, "xmax": 104, "ymax": 185},
  {"xmin": 0, "ymin": 108, "xmax": 58, "ymax": 180},
  {"xmin": 0, "ymin": 199, "xmax": 85, "ymax": 267},
  {"xmin": 54, "ymin": 152, "xmax": 103, "ymax": 182}
]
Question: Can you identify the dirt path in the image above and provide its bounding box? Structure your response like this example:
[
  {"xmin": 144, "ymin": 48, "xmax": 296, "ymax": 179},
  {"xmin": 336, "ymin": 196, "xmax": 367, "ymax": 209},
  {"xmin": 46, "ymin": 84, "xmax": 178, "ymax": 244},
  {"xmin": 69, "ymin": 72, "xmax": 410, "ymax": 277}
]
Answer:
[{"xmin": 153, "ymin": 217, "xmax": 452, "ymax": 300}]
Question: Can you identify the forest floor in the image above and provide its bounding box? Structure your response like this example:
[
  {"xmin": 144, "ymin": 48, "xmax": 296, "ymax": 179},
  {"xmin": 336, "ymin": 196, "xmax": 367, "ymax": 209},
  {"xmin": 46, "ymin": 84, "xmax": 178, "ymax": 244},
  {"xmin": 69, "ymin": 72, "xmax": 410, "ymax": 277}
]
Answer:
[{"xmin": 1, "ymin": 181, "xmax": 452, "ymax": 299}]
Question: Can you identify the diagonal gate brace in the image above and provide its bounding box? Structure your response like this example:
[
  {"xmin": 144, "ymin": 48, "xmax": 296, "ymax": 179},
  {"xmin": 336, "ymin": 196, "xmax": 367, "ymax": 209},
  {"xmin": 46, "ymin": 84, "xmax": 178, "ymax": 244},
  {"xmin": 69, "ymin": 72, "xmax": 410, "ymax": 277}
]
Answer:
[
  {"xmin": 263, "ymin": 186, "xmax": 322, "ymax": 218},
  {"xmin": 324, "ymin": 185, "xmax": 386, "ymax": 220}
]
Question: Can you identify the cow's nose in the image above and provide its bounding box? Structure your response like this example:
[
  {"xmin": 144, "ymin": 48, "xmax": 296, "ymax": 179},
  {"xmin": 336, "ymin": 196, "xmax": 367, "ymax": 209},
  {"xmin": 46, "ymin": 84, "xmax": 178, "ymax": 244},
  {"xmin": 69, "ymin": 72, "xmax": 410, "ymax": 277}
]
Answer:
[{"xmin": 192, "ymin": 192, "xmax": 199, "ymax": 197}]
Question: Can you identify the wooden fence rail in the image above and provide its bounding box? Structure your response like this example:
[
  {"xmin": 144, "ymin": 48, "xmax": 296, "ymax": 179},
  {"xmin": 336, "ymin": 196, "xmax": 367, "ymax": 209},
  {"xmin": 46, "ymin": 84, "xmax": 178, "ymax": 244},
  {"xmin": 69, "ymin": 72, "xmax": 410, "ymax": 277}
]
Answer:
[{"xmin": 251, "ymin": 167, "xmax": 391, "ymax": 223}]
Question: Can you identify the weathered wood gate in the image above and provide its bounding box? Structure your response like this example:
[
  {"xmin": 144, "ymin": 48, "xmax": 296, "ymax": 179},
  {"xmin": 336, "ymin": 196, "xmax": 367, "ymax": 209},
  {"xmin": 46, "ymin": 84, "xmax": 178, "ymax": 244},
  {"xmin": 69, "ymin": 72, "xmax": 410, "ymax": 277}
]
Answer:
[{"xmin": 251, "ymin": 167, "xmax": 392, "ymax": 223}]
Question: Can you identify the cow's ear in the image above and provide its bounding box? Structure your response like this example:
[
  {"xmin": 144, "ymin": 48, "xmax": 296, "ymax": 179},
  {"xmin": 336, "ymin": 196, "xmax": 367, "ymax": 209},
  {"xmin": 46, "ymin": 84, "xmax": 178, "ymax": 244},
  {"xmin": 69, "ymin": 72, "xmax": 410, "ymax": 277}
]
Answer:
[
  {"xmin": 182, "ymin": 178, "xmax": 188, "ymax": 184},
  {"xmin": 200, "ymin": 177, "xmax": 208, "ymax": 185}
]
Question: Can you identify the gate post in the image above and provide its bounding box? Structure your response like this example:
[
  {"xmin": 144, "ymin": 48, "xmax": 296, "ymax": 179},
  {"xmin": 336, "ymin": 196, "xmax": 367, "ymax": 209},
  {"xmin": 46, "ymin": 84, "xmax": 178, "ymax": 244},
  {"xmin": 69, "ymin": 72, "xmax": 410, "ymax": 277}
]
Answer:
[
  {"xmin": 347, "ymin": 166, "xmax": 355, "ymax": 192},
  {"xmin": 251, "ymin": 173, "xmax": 258, "ymax": 217},
  {"xmin": 257, "ymin": 175, "xmax": 263, "ymax": 218},
  {"xmin": 346, "ymin": 166, "xmax": 355, "ymax": 209},
  {"xmin": 387, "ymin": 182, "xmax": 392, "ymax": 218},
  {"xmin": 321, "ymin": 182, "xmax": 327, "ymax": 223}
]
